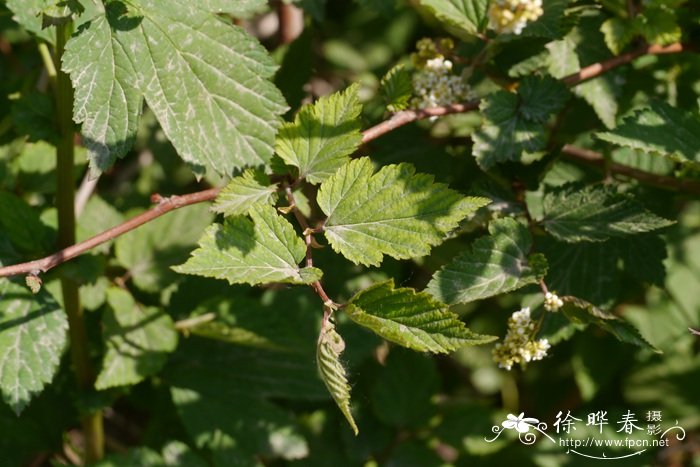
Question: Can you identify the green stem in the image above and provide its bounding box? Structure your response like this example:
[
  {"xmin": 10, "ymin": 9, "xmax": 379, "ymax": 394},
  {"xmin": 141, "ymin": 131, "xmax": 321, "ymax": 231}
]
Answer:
[{"xmin": 54, "ymin": 23, "xmax": 104, "ymax": 463}]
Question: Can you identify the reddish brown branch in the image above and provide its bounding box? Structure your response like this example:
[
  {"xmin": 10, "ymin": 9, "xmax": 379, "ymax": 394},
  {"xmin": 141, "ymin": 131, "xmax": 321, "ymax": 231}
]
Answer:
[
  {"xmin": 283, "ymin": 185, "xmax": 336, "ymax": 306},
  {"xmin": 562, "ymin": 145, "xmax": 700, "ymax": 195},
  {"xmin": 561, "ymin": 43, "xmax": 685, "ymax": 86},
  {"xmin": 0, "ymin": 43, "xmax": 689, "ymax": 279},
  {"xmin": 0, "ymin": 188, "xmax": 220, "ymax": 278}
]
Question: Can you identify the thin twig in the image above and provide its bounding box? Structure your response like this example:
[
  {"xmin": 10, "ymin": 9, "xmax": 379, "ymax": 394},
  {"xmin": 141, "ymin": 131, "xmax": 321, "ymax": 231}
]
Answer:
[
  {"xmin": 0, "ymin": 188, "xmax": 220, "ymax": 277},
  {"xmin": 283, "ymin": 185, "xmax": 337, "ymax": 307},
  {"xmin": 561, "ymin": 145, "xmax": 700, "ymax": 196},
  {"xmin": 74, "ymin": 171, "xmax": 99, "ymax": 217},
  {"xmin": 0, "ymin": 43, "xmax": 689, "ymax": 279}
]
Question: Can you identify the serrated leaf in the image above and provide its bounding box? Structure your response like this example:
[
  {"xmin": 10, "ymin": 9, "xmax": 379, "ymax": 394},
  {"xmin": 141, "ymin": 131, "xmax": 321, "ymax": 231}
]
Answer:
[
  {"xmin": 115, "ymin": 203, "xmax": 213, "ymax": 292},
  {"xmin": 346, "ymin": 280, "xmax": 496, "ymax": 353},
  {"xmin": 317, "ymin": 321, "xmax": 358, "ymax": 435},
  {"xmin": 62, "ymin": 6, "xmax": 143, "ymax": 178},
  {"xmin": 473, "ymin": 76, "xmax": 568, "ymax": 169},
  {"xmin": 600, "ymin": 17, "xmax": 635, "ymax": 55},
  {"xmin": 175, "ymin": 205, "xmax": 322, "ymax": 285},
  {"xmin": 418, "ymin": 0, "xmax": 489, "ymax": 36},
  {"xmin": 635, "ymin": 6, "xmax": 681, "ymax": 46},
  {"xmin": 276, "ymin": 84, "xmax": 362, "ymax": 184},
  {"xmin": 380, "ymin": 64, "xmax": 413, "ymax": 112},
  {"xmin": 517, "ymin": 76, "xmax": 570, "ymax": 123},
  {"xmin": 95, "ymin": 288, "xmax": 177, "ymax": 389},
  {"xmin": 317, "ymin": 157, "xmax": 489, "ymax": 266},
  {"xmin": 519, "ymin": 0, "xmax": 569, "ymax": 39},
  {"xmin": 212, "ymin": 169, "xmax": 279, "ymax": 216},
  {"xmin": 6, "ymin": 0, "xmax": 54, "ymax": 42},
  {"xmin": 428, "ymin": 218, "xmax": 548, "ymax": 305},
  {"xmin": 597, "ymin": 100, "xmax": 700, "ymax": 166},
  {"xmin": 561, "ymin": 297, "xmax": 661, "ymax": 353},
  {"xmin": 541, "ymin": 184, "xmax": 674, "ymax": 242},
  {"xmin": 548, "ymin": 16, "xmax": 622, "ymax": 128},
  {"xmin": 0, "ymin": 280, "xmax": 67, "ymax": 414},
  {"xmin": 62, "ymin": 0, "xmax": 287, "ymax": 178}
]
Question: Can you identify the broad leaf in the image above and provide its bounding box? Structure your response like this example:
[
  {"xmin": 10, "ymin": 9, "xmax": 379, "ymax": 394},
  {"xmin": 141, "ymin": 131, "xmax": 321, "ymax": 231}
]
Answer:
[
  {"xmin": 0, "ymin": 192, "xmax": 53, "ymax": 255},
  {"xmin": 317, "ymin": 321, "xmax": 358, "ymax": 435},
  {"xmin": 95, "ymin": 288, "xmax": 177, "ymax": 389},
  {"xmin": 0, "ymin": 280, "xmax": 67, "ymax": 414},
  {"xmin": 428, "ymin": 218, "xmax": 548, "ymax": 305},
  {"xmin": 561, "ymin": 297, "xmax": 660, "ymax": 353},
  {"xmin": 174, "ymin": 205, "xmax": 322, "ymax": 285},
  {"xmin": 541, "ymin": 184, "xmax": 673, "ymax": 242},
  {"xmin": 473, "ymin": 76, "xmax": 569, "ymax": 169},
  {"xmin": 317, "ymin": 157, "xmax": 489, "ymax": 266},
  {"xmin": 548, "ymin": 15, "xmax": 623, "ymax": 128},
  {"xmin": 6, "ymin": 0, "xmax": 55, "ymax": 42},
  {"xmin": 276, "ymin": 84, "xmax": 363, "ymax": 184},
  {"xmin": 63, "ymin": 0, "xmax": 287, "ymax": 178},
  {"xmin": 212, "ymin": 169, "xmax": 279, "ymax": 216},
  {"xmin": 380, "ymin": 64, "xmax": 413, "ymax": 112},
  {"xmin": 418, "ymin": 0, "xmax": 489, "ymax": 36},
  {"xmin": 597, "ymin": 100, "xmax": 700, "ymax": 166},
  {"xmin": 346, "ymin": 280, "xmax": 496, "ymax": 353}
]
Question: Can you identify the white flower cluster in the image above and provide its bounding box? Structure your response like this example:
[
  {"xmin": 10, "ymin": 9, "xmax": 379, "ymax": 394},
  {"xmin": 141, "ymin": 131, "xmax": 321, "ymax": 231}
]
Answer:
[
  {"xmin": 488, "ymin": 0, "xmax": 544, "ymax": 35},
  {"xmin": 410, "ymin": 38, "xmax": 469, "ymax": 110},
  {"xmin": 492, "ymin": 307, "xmax": 551, "ymax": 371},
  {"xmin": 544, "ymin": 291, "xmax": 563, "ymax": 312}
]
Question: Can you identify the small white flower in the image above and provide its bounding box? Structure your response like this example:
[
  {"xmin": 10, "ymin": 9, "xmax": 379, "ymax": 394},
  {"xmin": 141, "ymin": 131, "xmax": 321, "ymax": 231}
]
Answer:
[
  {"xmin": 544, "ymin": 292, "xmax": 563, "ymax": 312},
  {"xmin": 488, "ymin": 0, "xmax": 544, "ymax": 35}
]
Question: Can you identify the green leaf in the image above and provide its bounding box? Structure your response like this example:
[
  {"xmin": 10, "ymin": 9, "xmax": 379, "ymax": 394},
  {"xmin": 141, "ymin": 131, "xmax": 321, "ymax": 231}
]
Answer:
[
  {"xmin": 77, "ymin": 195, "xmax": 124, "ymax": 254},
  {"xmin": 541, "ymin": 184, "xmax": 674, "ymax": 242},
  {"xmin": 317, "ymin": 321, "xmax": 358, "ymax": 435},
  {"xmin": 539, "ymin": 239, "xmax": 619, "ymax": 307},
  {"xmin": 548, "ymin": 16, "xmax": 622, "ymax": 128},
  {"xmin": 10, "ymin": 92, "xmax": 57, "ymax": 143},
  {"xmin": 91, "ymin": 448, "xmax": 164, "ymax": 467},
  {"xmin": 597, "ymin": 100, "xmax": 700, "ymax": 167},
  {"xmin": 95, "ymin": 288, "xmax": 177, "ymax": 389},
  {"xmin": 427, "ymin": 218, "xmax": 548, "ymax": 305},
  {"xmin": 346, "ymin": 280, "xmax": 496, "ymax": 353},
  {"xmin": 317, "ymin": 157, "xmax": 489, "ymax": 266},
  {"xmin": 380, "ymin": 64, "xmax": 413, "ymax": 112},
  {"xmin": 473, "ymin": 76, "xmax": 569, "ymax": 169},
  {"xmin": 561, "ymin": 297, "xmax": 661, "ymax": 353},
  {"xmin": 418, "ymin": 0, "xmax": 489, "ymax": 36},
  {"xmin": 212, "ymin": 169, "xmax": 279, "ymax": 216},
  {"xmin": 62, "ymin": 0, "xmax": 287, "ymax": 178},
  {"xmin": 371, "ymin": 349, "xmax": 439, "ymax": 428},
  {"xmin": 5, "ymin": 0, "xmax": 54, "ymax": 42},
  {"xmin": 600, "ymin": 17, "xmax": 635, "ymax": 54},
  {"xmin": 276, "ymin": 84, "xmax": 363, "ymax": 184},
  {"xmin": 115, "ymin": 203, "xmax": 213, "ymax": 292},
  {"xmin": 519, "ymin": 0, "xmax": 569, "ymax": 39},
  {"xmin": 198, "ymin": 0, "xmax": 267, "ymax": 17},
  {"xmin": 0, "ymin": 192, "xmax": 53, "ymax": 255},
  {"xmin": 174, "ymin": 205, "xmax": 322, "ymax": 285},
  {"xmin": 635, "ymin": 5, "xmax": 681, "ymax": 46},
  {"xmin": 517, "ymin": 76, "xmax": 570, "ymax": 123},
  {"xmin": 0, "ymin": 280, "xmax": 67, "ymax": 414}
]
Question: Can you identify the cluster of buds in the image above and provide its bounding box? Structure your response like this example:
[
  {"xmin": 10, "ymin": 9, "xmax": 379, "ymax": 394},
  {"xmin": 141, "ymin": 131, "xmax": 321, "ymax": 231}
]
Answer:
[
  {"xmin": 544, "ymin": 291, "xmax": 563, "ymax": 312},
  {"xmin": 488, "ymin": 0, "xmax": 544, "ymax": 35},
  {"xmin": 492, "ymin": 307, "xmax": 550, "ymax": 371},
  {"xmin": 410, "ymin": 38, "xmax": 470, "ymax": 110}
]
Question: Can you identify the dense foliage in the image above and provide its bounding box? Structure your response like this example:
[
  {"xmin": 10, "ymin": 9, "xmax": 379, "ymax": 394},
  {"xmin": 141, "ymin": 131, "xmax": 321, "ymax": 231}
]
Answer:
[{"xmin": 0, "ymin": 0, "xmax": 699, "ymax": 465}]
